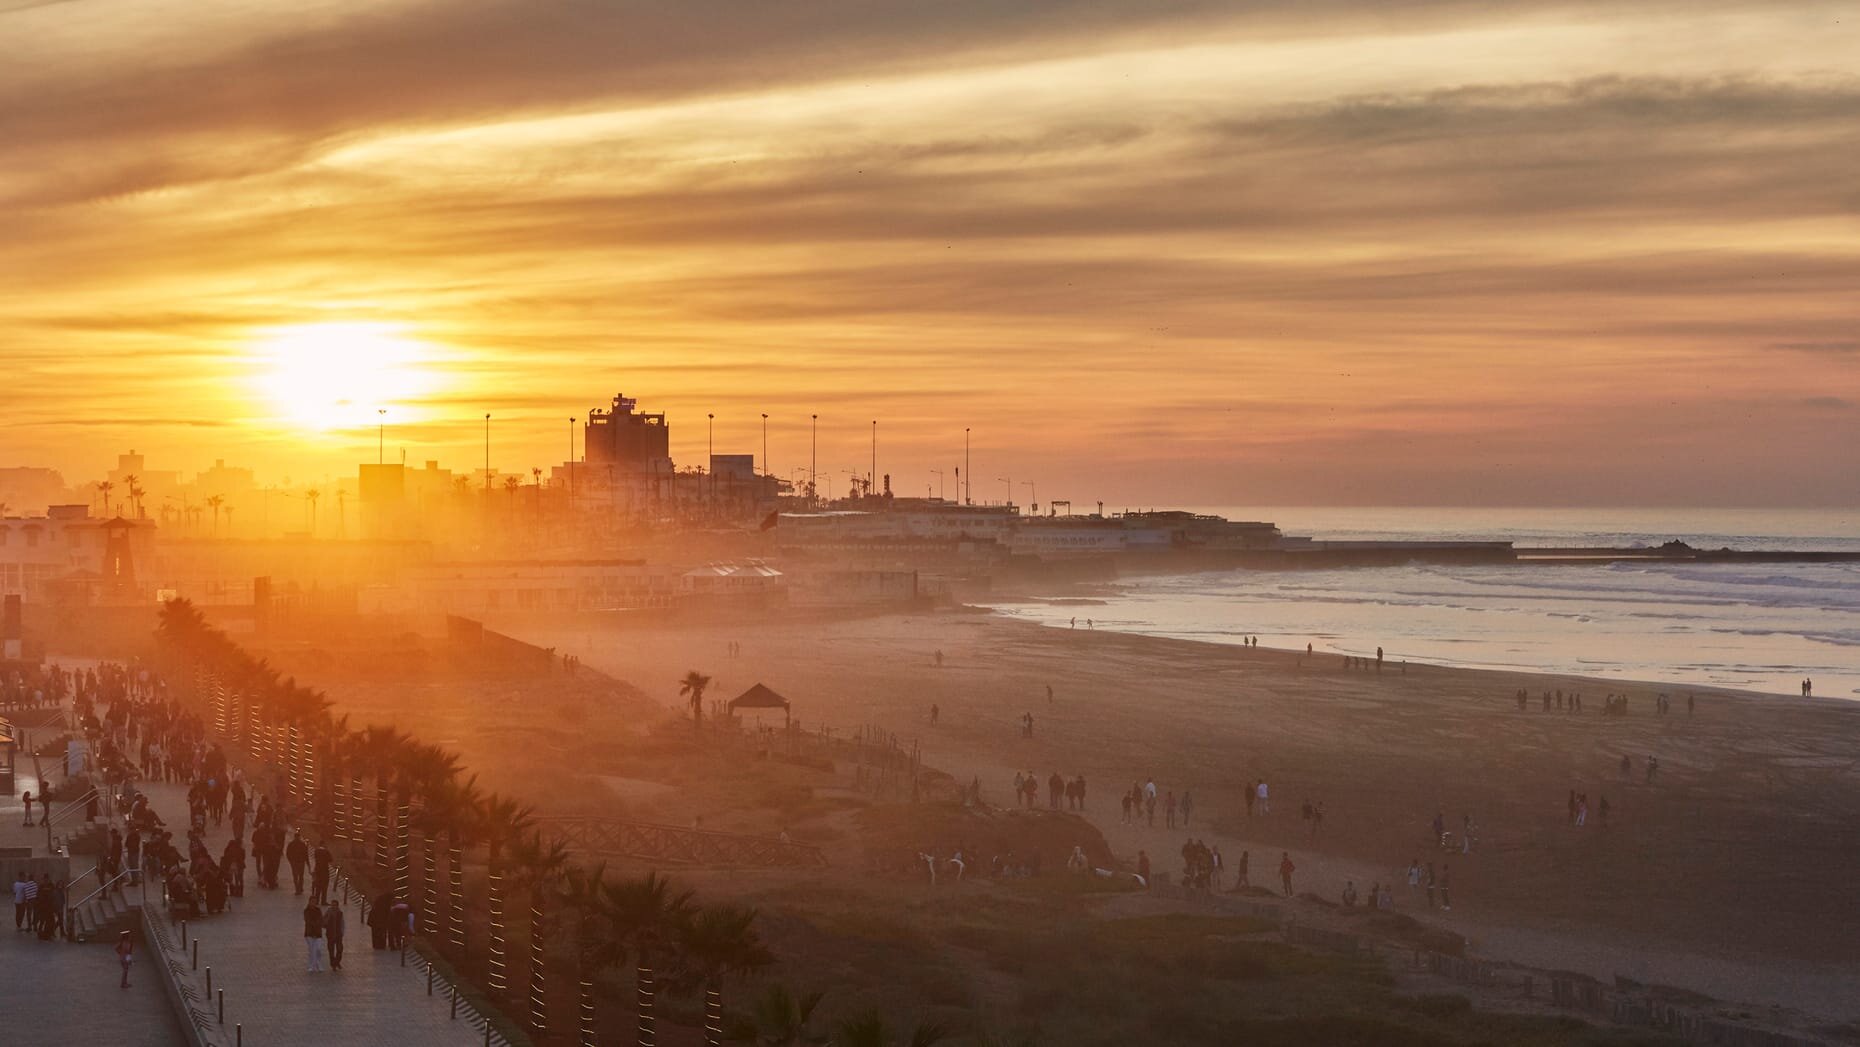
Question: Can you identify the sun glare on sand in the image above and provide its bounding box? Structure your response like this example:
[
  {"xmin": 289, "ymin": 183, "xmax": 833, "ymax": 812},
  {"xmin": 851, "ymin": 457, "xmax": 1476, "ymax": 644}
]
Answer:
[{"xmin": 252, "ymin": 322, "xmax": 441, "ymax": 429}]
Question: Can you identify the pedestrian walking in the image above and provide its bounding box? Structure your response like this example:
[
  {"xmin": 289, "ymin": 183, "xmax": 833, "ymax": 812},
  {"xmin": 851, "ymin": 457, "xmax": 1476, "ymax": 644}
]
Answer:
[
  {"xmin": 1279, "ymin": 852, "xmax": 1295, "ymax": 896},
  {"xmin": 310, "ymin": 841, "xmax": 332, "ymax": 905},
  {"xmin": 303, "ymin": 899, "xmax": 327, "ymax": 972},
  {"xmin": 1181, "ymin": 791, "xmax": 1194, "ymax": 827},
  {"xmin": 286, "ymin": 830, "xmax": 309, "ymax": 895},
  {"xmin": 323, "ymin": 900, "xmax": 346, "ymax": 970},
  {"xmin": 115, "ymin": 930, "xmax": 135, "ymax": 988}
]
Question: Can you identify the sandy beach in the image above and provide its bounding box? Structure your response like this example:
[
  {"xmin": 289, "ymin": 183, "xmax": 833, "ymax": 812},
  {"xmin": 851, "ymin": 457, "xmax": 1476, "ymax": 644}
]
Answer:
[{"xmin": 490, "ymin": 608, "xmax": 1860, "ymax": 1021}]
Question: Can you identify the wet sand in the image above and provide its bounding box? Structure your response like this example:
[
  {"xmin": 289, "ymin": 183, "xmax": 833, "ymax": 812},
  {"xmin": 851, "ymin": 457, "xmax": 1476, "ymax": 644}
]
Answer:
[{"xmin": 501, "ymin": 608, "xmax": 1860, "ymax": 1020}]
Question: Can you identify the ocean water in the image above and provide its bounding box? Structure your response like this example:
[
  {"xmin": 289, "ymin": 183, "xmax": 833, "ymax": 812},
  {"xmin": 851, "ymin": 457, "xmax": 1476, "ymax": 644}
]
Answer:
[{"xmin": 986, "ymin": 508, "xmax": 1860, "ymax": 698}]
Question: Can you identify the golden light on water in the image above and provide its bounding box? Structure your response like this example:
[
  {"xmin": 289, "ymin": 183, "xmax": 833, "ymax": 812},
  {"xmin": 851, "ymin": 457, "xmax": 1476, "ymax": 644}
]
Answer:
[{"xmin": 250, "ymin": 322, "xmax": 443, "ymax": 430}]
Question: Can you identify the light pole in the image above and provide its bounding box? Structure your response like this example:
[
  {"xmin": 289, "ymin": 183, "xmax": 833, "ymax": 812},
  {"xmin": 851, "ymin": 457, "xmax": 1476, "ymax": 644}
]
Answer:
[
  {"xmin": 377, "ymin": 409, "xmax": 386, "ymax": 465},
  {"xmin": 931, "ymin": 469, "xmax": 944, "ymax": 500},
  {"xmin": 870, "ymin": 420, "xmax": 877, "ymax": 497},
  {"xmin": 483, "ymin": 413, "xmax": 491, "ymax": 493},
  {"xmin": 707, "ymin": 413, "xmax": 715, "ymax": 504},
  {"xmin": 567, "ymin": 417, "xmax": 576, "ymax": 510},
  {"xmin": 997, "ymin": 476, "xmax": 1012, "ymax": 507},
  {"xmin": 761, "ymin": 413, "xmax": 769, "ymax": 482},
  {"xmin": 1022, "ymin": 480, "xmax": 1037, "ymax": 515},
  {"xmin": 964, "ymin": 428, "xmax": 971, "ymax": 505},
  {"xmin": 810, "ymin": 414, "xmax": 818, "ymax": 504}
]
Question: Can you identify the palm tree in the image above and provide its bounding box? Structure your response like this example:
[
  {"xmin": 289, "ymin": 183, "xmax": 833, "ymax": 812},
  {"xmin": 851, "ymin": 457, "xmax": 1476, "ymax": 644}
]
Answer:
[
  {"xmin": 559, "ymin": 861, "xmax": 609, "ymax": 1047},
  {"xmin": 206, "ymin": 495, "xmax": 224, "ymax": 536},
  {"xmin": 305, "ymin": 488, "xmax": 320, "ymax": 535},
  {"xmin": 356, "ymin": 725, "xmax": 412, "ymax": 870},
  {"xmin": 97, "ymin": 480, "xmax": 115, "ymax": 517},
  {"xmin": 833, "ymin": 1013, "xmax": 948, "ymax": 1047},
  {"xmin": 412, "ymin": 774, "xmax": 481, "ymax": 960},
  {"xmin": 398, "ymin": 743, "xmax": 462, "ymax": 919},
  {"xmin": 673, "ymin": 904, "xmax": 774, "ymax": 1047},
  {"xmin": 742, "ymin": 984, "xmax": 825, "ymax": 1047},
  {"xmin": 479, "ymin": 793, "xmax": 535, "ymax": 996},
  {"xmin": 507, "ymin": 831, "xmax": 570, "ymax": 1036},
  {"xmin": 125, "ymin": 475, "xmax": 144, "ymax": 519},
  {"xmin": 598, "ymin": 871, "xmax": 696, "ymax": 1047},
  {"xmin": 679, "ymin": 670, "xmax": 713, "ymax": 730}
]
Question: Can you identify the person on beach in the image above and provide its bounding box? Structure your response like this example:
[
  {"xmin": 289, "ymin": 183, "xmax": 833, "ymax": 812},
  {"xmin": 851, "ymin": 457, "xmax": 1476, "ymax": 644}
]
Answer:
[
  {"xmin": 21, "ymin": 789, "xmax": 32, "ymax": 827},
  {"xmin": 1120, "ymin": 792, "xmax": 1132, "ymax": 824},
  {"xmin": 1646, "ymin": 756, "xmax": 1659, "ymax": 783},
  {"xmin": 1257, "ymin": 779, "xmax": 1270, "ymax": 814},
  {"xmin": 370, "ymin": 891, "xmax": 393, "ymax": 950},
  {"xmin": 115, "ymin": 930, "xmax": 135, "ymax": 988},
  {"xmin": 1236, "ymin": 850, "xmax": 1250, "ymax": 889},
  {"xmin": 1425, "ymin": 863, "xmax": 1437, "ymax": 907},
  {"xmin": 1165, "ymin": 791, "xmax": 1177, "ymax": 829},
  {"xmin": 929, "ymin": 704, "xmax": 938, "ymax": 726},
  {"xmin": 1440, "ymin": 864, "xmax": 1453, "ymax": 911},
  {"xmin": 1048, "ymin": 772, "xmax": 1063, "ymax": 811},
  {"xmin": 1599, "ymin": 795, "xmax": 1611, "ymax": 826},
  {"xmin": 1181, "ymin": 790, "xmax": 1193, "ymax": 827},
  {"xmin": 1245, "ymin": 781, "xmax": 1256, "ymax": 818},
  {"xmin": 1407, "ymin": 859, "xmax": 1421, "ymax": 891},
  {"xmin": 1210, "ymin": 846, "xmax": 1223, "ymax": 890},
  {"xmin": 1279, "ymin": 853, "xmax": 1295, "ymax": 896}
]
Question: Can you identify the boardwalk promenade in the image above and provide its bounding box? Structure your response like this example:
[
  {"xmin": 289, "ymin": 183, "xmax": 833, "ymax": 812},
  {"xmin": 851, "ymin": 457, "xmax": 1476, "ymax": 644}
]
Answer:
[
  {"xmin": 119, "ymin": 779, "xmax": 501, "ymax": 1047},
  {"xmin": 2, "ymin": 683, "xmax": 503, "ymax": 1047}
]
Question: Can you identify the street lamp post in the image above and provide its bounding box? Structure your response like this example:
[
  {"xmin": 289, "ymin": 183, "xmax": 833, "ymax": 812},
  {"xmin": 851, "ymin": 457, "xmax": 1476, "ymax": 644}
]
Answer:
[
  {"xmin": 567, "ymin": 417, "xmax": 576, "ymax": 511},
  {"xmin": 964, "ymin": 428, "xmax": 971, "ymax": 505},
  {"xmin": 931, "ymin": 469, "xmax": 944, "ymax": 500},
  {"xmin": 870, "ymin": 420, "xmax": 877, "ymax": 497},
  {"xmin": 707, "ymin": 413, "xmax": 715, "ymax": 504},
  {"xmin": 997, "ymin": 476, "xmax": 1012, "ymax": 507},
  {"xmin": 761, "ymin": 413, "xmax": 769, "ymax": 482},
  {"xmin": 484, "ymin": 414, "xmax": 491, "ymax": 493},
  {"xmin": 377, "ymin": 409, "xmax": 386, "ymax": 465},
  {"xmin": 810, "ymin": 414, "xmax": 818, "ymax": 504}
]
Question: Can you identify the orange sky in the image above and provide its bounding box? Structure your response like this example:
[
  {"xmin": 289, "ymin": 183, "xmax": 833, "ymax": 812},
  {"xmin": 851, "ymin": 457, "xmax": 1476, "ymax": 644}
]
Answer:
[{"xmin": 3, "ymin": 0, "xmax": 1857, "ymax": 506}]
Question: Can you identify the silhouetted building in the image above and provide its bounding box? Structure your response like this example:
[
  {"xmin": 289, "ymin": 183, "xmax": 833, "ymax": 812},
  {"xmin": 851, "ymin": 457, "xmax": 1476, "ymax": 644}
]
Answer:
[{"xmin": 585, "ymin": 394, "xmax": 669, "ymax": 472}]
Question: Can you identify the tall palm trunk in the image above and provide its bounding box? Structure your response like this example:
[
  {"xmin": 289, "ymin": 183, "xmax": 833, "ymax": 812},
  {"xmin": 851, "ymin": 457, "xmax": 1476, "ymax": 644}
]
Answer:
[
  {"xmin": 394, "ymin": 787, "xmax": 412, "ymax": 901},
  {"xmin": 447, "ymin": 832, "xmax": 465, "ymax": 957},
  {"xmin": 528, "ymin": 890, "xmax": 549, "ymax": 1034},
  {"xmin": 488, "ymin": 845, "xmax": 509, "ymax": 993},
  {"xmin": 703, "ymin": 979, "xmax": 724, "ymax": 1047},
  {"xmin": 348, "ymin": 774, "xmax": 365, "ymax": 859},
  {"xmin": 374, "ymin": 778, "xmax": 391, "ymax": 872},
  {"xmin": 636, "ymin": 955, "xmax": 658, "ymax": 1047},
  {"xmin": 577, "ymin": 950, "xmax": 597, "ymax": 1047},
  {"xmin": 421, "ymin": 830, "xmax": 439, "ymax": 937}
]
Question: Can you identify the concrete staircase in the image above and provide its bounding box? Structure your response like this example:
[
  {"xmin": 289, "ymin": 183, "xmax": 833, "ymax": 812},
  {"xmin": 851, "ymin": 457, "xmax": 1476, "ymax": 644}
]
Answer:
[{"xmin": 67, "ymin": 879, "xmax": 139, "ymax": 943}]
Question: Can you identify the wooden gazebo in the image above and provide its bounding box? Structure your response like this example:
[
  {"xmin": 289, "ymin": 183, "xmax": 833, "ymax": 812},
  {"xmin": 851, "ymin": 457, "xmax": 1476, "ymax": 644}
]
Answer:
[{"xmin": 728, "ymin": 683, "xmax": 791, "ymax": 727}]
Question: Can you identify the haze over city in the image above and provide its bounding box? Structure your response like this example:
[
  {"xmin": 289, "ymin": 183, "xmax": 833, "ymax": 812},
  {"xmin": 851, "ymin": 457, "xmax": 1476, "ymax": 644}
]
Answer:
[
  {"xmin": 4, "ymin": 5, "xmax": 1859, "ymax": 1047},
  {"xmin": 6, "ymin": 0, "xmax": 1857, "ymax": 505}
]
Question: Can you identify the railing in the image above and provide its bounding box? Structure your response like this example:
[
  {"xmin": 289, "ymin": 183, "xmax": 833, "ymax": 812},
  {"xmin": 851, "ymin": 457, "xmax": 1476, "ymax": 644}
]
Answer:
[
  {"xmin": 67, "ymin": 867, "xmax": 135, "ymax": 941},
  {"xmin": 43, "ymin": 786, "xmax": 101, "ymax": 853}
]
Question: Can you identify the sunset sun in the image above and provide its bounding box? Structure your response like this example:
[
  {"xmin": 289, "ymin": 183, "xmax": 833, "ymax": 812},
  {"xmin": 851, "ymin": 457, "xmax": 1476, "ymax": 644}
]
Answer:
[{"xmin": 251, "ymin": 321, "xmax": 439, "ymax": 430}]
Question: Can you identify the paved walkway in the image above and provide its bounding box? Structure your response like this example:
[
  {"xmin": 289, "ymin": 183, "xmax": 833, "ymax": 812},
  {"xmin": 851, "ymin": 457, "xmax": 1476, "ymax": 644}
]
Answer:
[
  {"xmin": 7, "ymin": 673, "xmax": 501, "ymax": 1047},
  {"xmin": 133, "ymin": 779, "xmax": 500, "ymax": 1047}
]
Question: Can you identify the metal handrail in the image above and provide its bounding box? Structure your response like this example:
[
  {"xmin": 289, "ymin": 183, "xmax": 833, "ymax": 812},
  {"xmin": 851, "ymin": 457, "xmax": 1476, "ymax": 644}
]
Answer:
[
  {"xmin": 43, "ymin": 786, "xmax": 101, "ymax": 854},
  {"xmin": 70, "ymin": 867, "xmax": 133, "ymax": 914},
  {"xmin": 67, "ymin": 867, "xmax": 134, "ymax": 940}
]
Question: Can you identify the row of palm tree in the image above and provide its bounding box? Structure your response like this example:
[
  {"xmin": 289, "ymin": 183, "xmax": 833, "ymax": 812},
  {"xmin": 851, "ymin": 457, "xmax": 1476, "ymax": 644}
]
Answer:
[{"xmin": 156, "ymin": 599, "xmax": 776, "ymax": 1046}]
